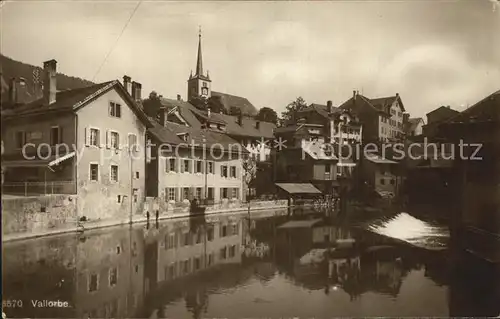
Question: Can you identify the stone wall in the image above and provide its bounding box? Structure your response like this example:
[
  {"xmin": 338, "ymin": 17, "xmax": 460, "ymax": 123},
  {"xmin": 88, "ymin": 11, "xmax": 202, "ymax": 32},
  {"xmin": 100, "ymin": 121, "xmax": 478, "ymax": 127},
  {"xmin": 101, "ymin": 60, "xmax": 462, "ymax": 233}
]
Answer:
[{"xmin": 1, "ymin": 194, "xmax": 78, "ymax": 237}]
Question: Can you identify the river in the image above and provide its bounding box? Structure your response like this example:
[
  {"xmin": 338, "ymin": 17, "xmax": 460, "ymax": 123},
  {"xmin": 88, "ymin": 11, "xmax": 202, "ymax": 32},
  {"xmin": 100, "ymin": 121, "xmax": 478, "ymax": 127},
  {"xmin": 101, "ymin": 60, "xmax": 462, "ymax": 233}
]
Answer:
[{"xmin": 2, "ymin": 208, "xmax": 499, "ymax": 318}]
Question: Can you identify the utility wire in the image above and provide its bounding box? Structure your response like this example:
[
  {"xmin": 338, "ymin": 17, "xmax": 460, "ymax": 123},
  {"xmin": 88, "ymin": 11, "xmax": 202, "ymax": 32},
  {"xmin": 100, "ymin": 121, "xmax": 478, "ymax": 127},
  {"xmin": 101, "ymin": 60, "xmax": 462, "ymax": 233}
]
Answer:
[{"xmin": 92, "ymin": 0, "xmax": 142, "ymax": 82}]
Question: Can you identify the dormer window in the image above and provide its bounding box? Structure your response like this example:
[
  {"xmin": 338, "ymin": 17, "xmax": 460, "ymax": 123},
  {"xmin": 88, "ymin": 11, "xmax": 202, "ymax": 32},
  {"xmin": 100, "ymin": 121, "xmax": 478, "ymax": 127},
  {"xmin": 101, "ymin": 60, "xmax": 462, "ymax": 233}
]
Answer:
[{"xmin": 176, "ymin": 133, "xmax": 189, "ymax": 142}]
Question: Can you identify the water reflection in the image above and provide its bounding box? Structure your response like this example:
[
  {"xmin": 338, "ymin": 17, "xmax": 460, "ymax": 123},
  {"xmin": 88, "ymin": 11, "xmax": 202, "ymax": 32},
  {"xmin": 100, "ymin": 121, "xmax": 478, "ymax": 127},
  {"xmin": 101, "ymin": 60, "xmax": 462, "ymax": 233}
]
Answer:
[{"xmin": 2, "ymin": 210, "xmax": 499, "ymax": 318}]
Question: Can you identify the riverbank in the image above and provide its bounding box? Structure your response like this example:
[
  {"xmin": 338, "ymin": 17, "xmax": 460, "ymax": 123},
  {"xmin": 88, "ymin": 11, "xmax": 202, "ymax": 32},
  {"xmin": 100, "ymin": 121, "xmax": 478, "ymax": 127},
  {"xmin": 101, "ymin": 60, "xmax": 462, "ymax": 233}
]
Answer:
[{"xmin": 2, "ymin": 202, "xmax": 289, "ymax": 243}]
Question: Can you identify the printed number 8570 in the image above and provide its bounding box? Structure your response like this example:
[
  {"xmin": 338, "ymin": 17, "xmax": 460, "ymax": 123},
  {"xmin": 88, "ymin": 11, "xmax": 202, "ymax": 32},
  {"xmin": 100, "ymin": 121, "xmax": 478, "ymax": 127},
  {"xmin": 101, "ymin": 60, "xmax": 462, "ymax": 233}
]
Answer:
[{"xmin": 2, "ymin": 300, "xmax": 23, "ymax": 308}]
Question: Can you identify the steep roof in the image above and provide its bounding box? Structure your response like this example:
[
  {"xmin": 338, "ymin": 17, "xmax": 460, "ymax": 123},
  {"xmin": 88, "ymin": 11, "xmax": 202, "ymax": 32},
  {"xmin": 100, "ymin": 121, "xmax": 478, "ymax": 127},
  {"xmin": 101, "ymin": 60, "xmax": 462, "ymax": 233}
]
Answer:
[
  {"xmin": 339, "ymin": 93, "xmax": 405, "ymax": 114},
  {"xmin": 211, "ymin": 91, "xmax": 258, "ymax": 116},
  {"xmin": 159, "ymin": 97, "xmax": 274, "ymax": 139},
  {"xmin": 298, "ymin": 103, "xmax": 339, "ymax": 119},
  {"xmin": 148, "ymin": 120, "xmax": 247, "ymax": 153},
  {"xmin": 0, "ymin": 54, "xmax": 94, "ymax": 106},
  {"xmin": 1, "ymin": 80, "xmax": 152, "ymax": 126},
  {"xmin": 426, "ymin": 105, "xmax": 460, "ymax": 118},
  {"xmin": 447, "ymin": 89, "xmax": 500, "ymax": 124}
]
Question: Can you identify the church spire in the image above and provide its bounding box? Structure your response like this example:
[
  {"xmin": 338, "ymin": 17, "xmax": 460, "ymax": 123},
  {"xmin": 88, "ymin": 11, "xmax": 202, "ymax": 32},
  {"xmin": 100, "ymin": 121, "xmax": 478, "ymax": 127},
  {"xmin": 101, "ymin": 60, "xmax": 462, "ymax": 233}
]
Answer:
[{"xmin": 195, "ymin": 26, "xmax": 203, "ymax": 77}]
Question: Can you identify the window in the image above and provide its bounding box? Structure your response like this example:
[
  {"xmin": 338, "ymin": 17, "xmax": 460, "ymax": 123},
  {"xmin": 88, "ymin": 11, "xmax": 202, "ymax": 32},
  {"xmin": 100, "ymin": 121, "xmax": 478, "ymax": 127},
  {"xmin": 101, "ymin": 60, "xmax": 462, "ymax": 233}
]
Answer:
[
  {"xmin": 229, "ymin": 245, "xmax": 236, "ymax": 258},
  {"xmin": 201, "ymin": 87, "xmax": 208, "ymax": 95},
  {"xmin": 221, "ymin": 188, "xmax": 228, "ymax": 199},
  {"xmin": 231, "ymin": 223, "xmax": 238, "ymax": 236},
  {"xmin": 90, "ymin": 164, "xmax": 99, "ymax": 181},
  {"xmin": 207, "ymin": 161, "xmax": 214, "ymax": 174},
  {"xmin": 109, "ymin": 102, "xmax": 121, "ymax": 118},
  {"xmin": 183, "ymin": 159, "xmax": 190, "ymax": 172},
  {"xmin": 117, "ymin": 195, "xmax": 121, "ymax": 203},
  {"xmin": 196, "ymin": 187, "xmax": 202, "ymax": 199},
  {"xmin": 325, "ymin": 164, "xmax": 331, "ymax": 173},
  {"xmin": 182, "ymin": 232, "xmax": 190, "ymax": 246},
  {"xmin": 390, "ymin": 179, "xmax": 395, "ymax": 185},
  {"xmin": 15, "ymin": 131, "xmax": 26, "ymax": 149},
  {"xmin": 221, "ymin": 165, "xmax": 228, "ymax": 177},
  {"xmin": 194, "ymin": 257, "xmax": 201, "ymax": 270},
  {"xmin": 133, "ymin": 188, "xmax": 138, "ymax": 203},
  {"xmin": 135, "ymin": 171, "xmax": 140, "ymax": 179},
  {"xmin": 167, "ymin": 188, "xmax": 175, "ymax": 201},
  {"xmin": 380, "ymin": 178, "xmax": 385, "ymax": 185},
  {"xmin": 230, "ymin": 166, "xmax": 237, "ymax": 178},
  {"xmin": 110, "ymin": 132, "xmax": 119, "ymax": 149},
  {"xmin": 90, "ymin": 128, "xmax": 100, "ymax": 147},
  {"xmin": 220, "ymin": 225, "xmax": 228, "ymax": 237},
  {"xmin": 128, "ymin": 134, "xmax": 138, "ymax": 153},
  {"xmin": 183, "ymin": 187, "xmax": 190, "ymax": 200},
  {"xmin": 195, "ymin": 161, "xmax": 203, "ymax": 173},
  {"xmin": 166, "ymin": 234, "xmax": 175, "ymax": 249},
  {"xmin": 108, "ymin": 267, "xmax": 118, "ymax": 286},
  {"xmin": 207, "ymin": 187, "xmax": 214, "ymax": 199},
  {"xmin": 50, "ymin": 126, "xmax": 62, "ymax": 145},
  {"xmin": 202, "ymin": 82, "xmax": 208, "ymax": 88},
  {"xmin": 182, "ymin": 260, "xmax": 190, "ymax": 274},
  {"xmin": 166, "ymin": 158, "xmax": 176, "ymax": 172},
  {"xmin": 88, "ymin": 273, "xmax": 99, "ymax": 292},
  {"xmin": 110, "ymin": 165, "xmax": 118, "ymax": 182},
  {"xmin": 220, "ymin": 247, "xmax": 227, "ymax": 259},
  {"xmin": 207, "ymin": 253, "xmax": 214, "ymax": 266},
  {"xmin": 207, "ymin": 226, "xmax": 214, "ymax": 241}
]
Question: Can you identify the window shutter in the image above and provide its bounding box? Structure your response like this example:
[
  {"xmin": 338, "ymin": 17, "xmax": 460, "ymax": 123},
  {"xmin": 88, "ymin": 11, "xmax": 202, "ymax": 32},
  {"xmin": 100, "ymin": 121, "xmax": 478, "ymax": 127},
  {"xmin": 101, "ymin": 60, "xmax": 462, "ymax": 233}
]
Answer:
[
  {"xmin": 166, "ymin": 158, "xmax": 170, "ymax": 172},
  {"xmin": 188, "ymin": 160, "xmax": 193, "ymax": 173},
  {"xmin": 201, "ymin": 187, "xmax": 206, "ymax": 199},
  {"xmin": 179, "ymin": 188, "xmax": 183, "ymax": 201},
  {"xmin": 117, "ymin": 133, "xmax": 122, "ymax": 150},
  {"xmin": 106, "ymin": 131, "xmax": 111, "ymax": 149},
  {"xmin": 164, "ymin": 188, "xmax": 168, "ymax": 201},
  {"xmin": 201, "ymin": 161, "xmax": 205, "ymax": 174},
  {"xmin": 174, "ymin": 188, "xmax": 179, "ymax": 202},
  {"xmin": 190, "ymin": 187, "xmax": 195, "ymax": 200},
  {"xmin": 180, "ymin": 160, "xmax": 185, "ymax": 173},
  {"xmin": 174, "ymin": 158, "xmax": 178, "ymax": 172},
  {"xmin": 116, "ymin": 104, "xmax": 121, "ymax": 118},
  {"xmin": 84, "ymin": 127, "xmax": 90, "ymax": 146}
]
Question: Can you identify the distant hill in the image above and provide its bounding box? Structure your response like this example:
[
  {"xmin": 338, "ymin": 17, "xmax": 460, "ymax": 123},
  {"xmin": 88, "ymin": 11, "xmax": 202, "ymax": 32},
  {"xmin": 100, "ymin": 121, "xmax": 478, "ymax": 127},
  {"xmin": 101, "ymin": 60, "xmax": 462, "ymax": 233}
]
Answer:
[{"xmin": 0, "ymin": 54, "xmax": 94, "ymax": 105}]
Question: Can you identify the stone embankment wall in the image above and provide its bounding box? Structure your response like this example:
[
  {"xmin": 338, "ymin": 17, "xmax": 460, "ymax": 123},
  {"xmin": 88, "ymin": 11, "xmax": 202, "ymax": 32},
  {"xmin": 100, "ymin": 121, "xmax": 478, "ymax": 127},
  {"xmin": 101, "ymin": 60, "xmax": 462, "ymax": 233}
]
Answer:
[{"xmin": 2, "ymin": 195, "xmax": 78, "ymax": 237}]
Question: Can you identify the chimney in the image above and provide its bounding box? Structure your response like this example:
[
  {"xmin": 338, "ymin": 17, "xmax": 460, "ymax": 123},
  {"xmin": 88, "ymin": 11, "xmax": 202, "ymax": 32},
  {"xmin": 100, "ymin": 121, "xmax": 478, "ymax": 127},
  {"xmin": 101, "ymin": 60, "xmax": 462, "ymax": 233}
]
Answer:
[
  {"xmin": 353, "ymin": 90, "xmax": 357, "ymax": 101},
  {"xmin": 255, "ymin": 121, "xmax": 260, "ymax": 130},
  {"xmin": 327, "ymin": 100, "xmax": 333, "ymax": 113},
  {"xmin": 237, "ymin": 113, "xmax": 243, "ymax": 126},
  {"xmin": 403, "ymin": 113, "xmax": 410, "ymax": 124},
  {"xmin": 177, "ymin": 94, "xmax": 182, "ymax": 101},
  {"xmin": 131, "ymin": 81, "xmax": 142, "ymax": 101},
  {"xmin": 123, "ymin": 75, "xmax": 132, "ymax": 94},
  {"xmin": 8, "ymin": 78, "xmax": 17, "ymax": 105},
  {"xmin": 43, "ymin": 59, "xmax": 57, "ymax": 105}
]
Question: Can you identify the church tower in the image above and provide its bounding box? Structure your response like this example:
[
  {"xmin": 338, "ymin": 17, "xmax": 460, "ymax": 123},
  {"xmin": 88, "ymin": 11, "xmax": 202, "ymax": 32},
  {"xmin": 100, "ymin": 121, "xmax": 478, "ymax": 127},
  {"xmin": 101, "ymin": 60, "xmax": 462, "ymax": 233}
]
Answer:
[{"xmin": 187, "ymin": 28, "xmax": 211, "ymax": 101}]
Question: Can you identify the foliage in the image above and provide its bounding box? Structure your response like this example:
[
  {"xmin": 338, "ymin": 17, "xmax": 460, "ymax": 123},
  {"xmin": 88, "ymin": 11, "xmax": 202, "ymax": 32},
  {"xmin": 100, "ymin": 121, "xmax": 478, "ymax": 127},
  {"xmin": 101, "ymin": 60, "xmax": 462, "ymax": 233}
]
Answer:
[
  {"xmin": 280, "ymin": 97, "xmax": 308, "ymax": 126},
  {"xmin": 189, "ymin": 96, "xmax": 227, "ymax": 114},
  {"xmin": 242, "ymin": 155, "xmax": 258, "ymax": 201},
  {"xmin": 256, "ymin": 107, "xmax": 278, "ymax": 124}
]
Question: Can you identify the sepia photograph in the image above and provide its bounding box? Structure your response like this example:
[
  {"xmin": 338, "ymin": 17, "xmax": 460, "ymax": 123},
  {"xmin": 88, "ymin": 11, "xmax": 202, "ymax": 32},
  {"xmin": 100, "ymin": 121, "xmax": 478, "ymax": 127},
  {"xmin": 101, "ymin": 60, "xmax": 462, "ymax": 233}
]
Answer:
[{"xmin": 1, "ymin": 0, "xmax": 499, "ymax": 318}]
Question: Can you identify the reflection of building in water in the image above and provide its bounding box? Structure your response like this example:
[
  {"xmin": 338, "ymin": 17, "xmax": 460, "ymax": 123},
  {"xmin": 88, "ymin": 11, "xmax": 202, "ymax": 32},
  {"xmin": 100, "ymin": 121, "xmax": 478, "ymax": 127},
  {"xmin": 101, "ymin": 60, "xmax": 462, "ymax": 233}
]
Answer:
[
  {"xmin": 141, "ymin": 216, "xmax": 247, "ymax": 318},
  {"xmin": 75, "ymin": 228, "xmax": 145, "ymax": 318},
  {"xmin": 2, "ymin": 227, "xmax": 146, "ymax": 319}
]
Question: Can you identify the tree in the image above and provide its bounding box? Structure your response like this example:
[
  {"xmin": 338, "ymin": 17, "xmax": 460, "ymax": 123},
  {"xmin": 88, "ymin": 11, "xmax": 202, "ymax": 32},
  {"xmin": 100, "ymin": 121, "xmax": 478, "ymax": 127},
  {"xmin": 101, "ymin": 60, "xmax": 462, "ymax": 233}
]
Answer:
[
  {"xmin": 242, "ymin": 155, "xmax": 258, "ymax": 210},
  {"xmin": 189, "ymin": 96, "xmax": 227, "ymax": 114},
  {"xmin": 256, "ymin": 107, "xmax": 278, "ymax": 124},
  {"xmin": 280, "ymin": 97, "xmax": 308, "ymax": 126}
]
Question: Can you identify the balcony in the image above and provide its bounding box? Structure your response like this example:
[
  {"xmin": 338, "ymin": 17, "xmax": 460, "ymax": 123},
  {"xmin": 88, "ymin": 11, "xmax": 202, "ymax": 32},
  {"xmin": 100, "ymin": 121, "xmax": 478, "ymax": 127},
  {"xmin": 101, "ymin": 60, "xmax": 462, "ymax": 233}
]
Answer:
[{"xmin": 2, "ymin": 181, "xmax": 76, "ymax": 196}]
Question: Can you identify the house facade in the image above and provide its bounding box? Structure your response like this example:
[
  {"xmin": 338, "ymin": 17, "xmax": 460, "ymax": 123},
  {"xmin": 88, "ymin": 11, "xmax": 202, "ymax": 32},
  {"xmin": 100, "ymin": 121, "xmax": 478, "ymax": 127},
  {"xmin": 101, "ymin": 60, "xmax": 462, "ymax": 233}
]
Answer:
[
  {"xmin": 146, "ymin": 120, "xmax": 246, "ymax": 212},
  {"xmin": 404, "ymin": 116, "xmax": 425, "ymax": 137},
  {"xmin": 1, "ymin": 59, "xmax": 151, "ymax": 222},
  {"xmin": 339, "ymin": 91, "xmax": 406, "ymax": 143}
]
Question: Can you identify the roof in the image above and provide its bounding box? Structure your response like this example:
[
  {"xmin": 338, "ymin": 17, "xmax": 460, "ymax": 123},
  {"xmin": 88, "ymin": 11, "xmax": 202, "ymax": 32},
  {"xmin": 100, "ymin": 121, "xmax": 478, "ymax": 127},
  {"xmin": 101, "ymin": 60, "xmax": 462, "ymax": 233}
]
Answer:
[
  {"xmin": 159, "ymin": 97, "xmax": 275, "ymax": 139},
  {"xmin": 301, "ymin": 140, "xmax": 337, "ymax": 160},
  {"xmin": 0, "ymin": 54, "xmax": 94, "ymax": 106},
  {"xmin": 339, "ymin": 93, "xmax": 405, "ymax": 114},
  {"xmin": 148, "ymin": 120, "xmax": 247, "ymax": 153},
  {"xmin": 426, "ymin": 105, "xmax": 460, "ymax": 117},
  {"xmin": 275, "ymin": 183, "xmax": 322, "ymax": 195},
  {"xmin": 447, "ymin": 89, "xmax": 500, "ymax": 124},
  {"xmin": 1, "ymin": 80, "xmax": 152, "ymax": 126},
  {"xmin": 365, "ymin": 153, "xmax": 398, "ymax": 164},
  {"xmin": 298, "ymin": 103, "xmax": 339, "ymax": 119},
  {"xmin": 406, "ymin": 117, "xmax": 424, "ymax": 132},
  {"xmin": 212, "ymin": 91, "xmax": 258, "ymax": 116}
]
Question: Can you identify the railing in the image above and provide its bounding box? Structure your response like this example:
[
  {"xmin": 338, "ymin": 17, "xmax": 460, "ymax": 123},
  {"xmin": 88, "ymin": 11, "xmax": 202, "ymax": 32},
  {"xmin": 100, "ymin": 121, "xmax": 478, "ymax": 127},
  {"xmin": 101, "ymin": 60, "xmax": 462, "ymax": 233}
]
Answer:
[{"xmin": 2, "ymin": 181, "xmax": 77, "ymax": 196}]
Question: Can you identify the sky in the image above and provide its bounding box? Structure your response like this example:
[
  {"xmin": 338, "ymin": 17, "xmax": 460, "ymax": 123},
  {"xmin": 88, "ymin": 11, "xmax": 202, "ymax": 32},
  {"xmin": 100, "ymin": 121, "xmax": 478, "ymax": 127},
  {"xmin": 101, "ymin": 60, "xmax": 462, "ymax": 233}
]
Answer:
[{"xmin": 1, "ymin": 0, "xmax": 499, "ymax": 119}]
